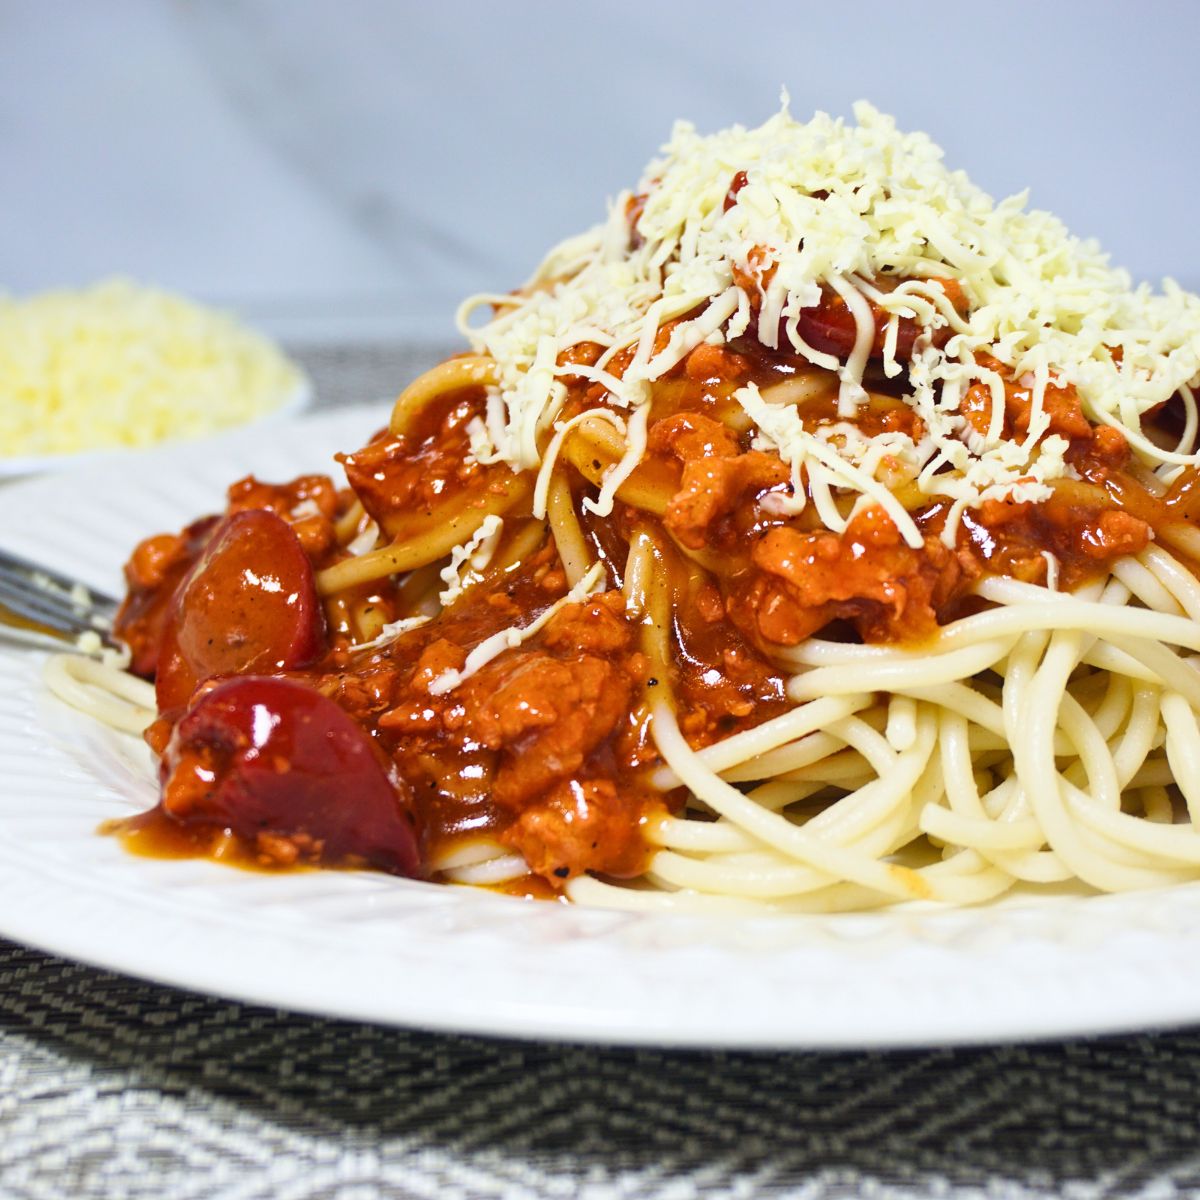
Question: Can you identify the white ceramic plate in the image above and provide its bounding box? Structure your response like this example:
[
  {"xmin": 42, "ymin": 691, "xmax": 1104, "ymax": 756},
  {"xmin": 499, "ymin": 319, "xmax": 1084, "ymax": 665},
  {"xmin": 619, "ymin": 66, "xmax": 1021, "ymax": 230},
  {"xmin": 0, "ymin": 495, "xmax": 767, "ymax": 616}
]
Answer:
[
  {"xmin": 0, "ymin": 376, "xmax": 312, "ymax": 479},
  {"xmin": 4, "ymin": 404, "xmax": 1200, "ymax": 1048}
]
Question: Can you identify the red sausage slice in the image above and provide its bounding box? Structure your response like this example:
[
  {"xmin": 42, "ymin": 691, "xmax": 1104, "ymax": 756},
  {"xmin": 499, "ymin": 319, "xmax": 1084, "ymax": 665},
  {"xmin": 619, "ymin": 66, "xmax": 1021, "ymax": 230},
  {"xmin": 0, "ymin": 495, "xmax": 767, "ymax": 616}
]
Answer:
[
  {"xmin": 161, "ymin": 676, "xmax": 421, "ymax": 877},
  {"xmin": 114, "ymin": 515, "xmax": 220, "ymax": 679},
  {"xmin": 155, "ymin": 509, "xmax": 325, "ymax": 712},
  {"xmin": 794, "ymin": 277, "xmax": 967, "ymax": 362}
]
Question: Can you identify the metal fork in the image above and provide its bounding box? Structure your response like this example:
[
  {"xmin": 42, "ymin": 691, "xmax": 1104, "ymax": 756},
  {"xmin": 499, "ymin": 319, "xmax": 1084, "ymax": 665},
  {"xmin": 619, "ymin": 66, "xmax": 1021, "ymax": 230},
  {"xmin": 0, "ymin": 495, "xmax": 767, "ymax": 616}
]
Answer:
[{"xmin": 0, "ymin": 547, "xmax": 121, "ymax": 654}]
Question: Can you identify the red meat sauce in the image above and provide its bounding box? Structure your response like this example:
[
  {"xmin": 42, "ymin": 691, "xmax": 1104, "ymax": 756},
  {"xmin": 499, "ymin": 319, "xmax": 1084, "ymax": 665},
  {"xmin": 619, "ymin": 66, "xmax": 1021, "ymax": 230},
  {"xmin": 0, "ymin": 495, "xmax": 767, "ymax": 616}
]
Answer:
[
  {"xmin": 111, "ymin": 309, "xmax": 1183, "ymax": 893},
  {"xmin": 337, "ymin": 385, "xmax": 515, "ymax": 543},
  {"xmin": 112, "ymin": 409, "xmax": 786, "ymax": 891}
]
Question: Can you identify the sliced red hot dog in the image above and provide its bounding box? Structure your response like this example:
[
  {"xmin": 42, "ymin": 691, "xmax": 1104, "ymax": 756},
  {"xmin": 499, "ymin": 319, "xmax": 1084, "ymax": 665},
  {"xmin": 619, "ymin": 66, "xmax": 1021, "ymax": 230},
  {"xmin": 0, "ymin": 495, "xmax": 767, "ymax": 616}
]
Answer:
[
  {"xmin": 160, "ymin": 675, "xmax": 421, "ymax": 877},
  {"xmin": 155, "ymin": 509, "xmax": 325, "ymax": 712},
  {"xmin": 114, "ymin": 515, "xmax": 219, "ymax": 678},
  {"xmin": 795, "ymin": 277, "xmax": 967, "ymax": 362}
]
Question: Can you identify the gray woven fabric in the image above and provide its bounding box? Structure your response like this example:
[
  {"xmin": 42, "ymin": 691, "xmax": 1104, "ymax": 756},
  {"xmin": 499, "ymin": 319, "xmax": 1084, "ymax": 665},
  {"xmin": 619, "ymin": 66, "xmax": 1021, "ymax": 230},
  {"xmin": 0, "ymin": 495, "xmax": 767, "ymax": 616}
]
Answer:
[
  {"xmin": 6, "ymin": 340, "xmax": 1200, "ymax": 1199},
  {"xmin": 3, "ymin": 940, "xmax": 1200, "ymax": 1200},
  {"xmin": 289, "ymin": 339, "xmax": 458, "ymax": 413}
]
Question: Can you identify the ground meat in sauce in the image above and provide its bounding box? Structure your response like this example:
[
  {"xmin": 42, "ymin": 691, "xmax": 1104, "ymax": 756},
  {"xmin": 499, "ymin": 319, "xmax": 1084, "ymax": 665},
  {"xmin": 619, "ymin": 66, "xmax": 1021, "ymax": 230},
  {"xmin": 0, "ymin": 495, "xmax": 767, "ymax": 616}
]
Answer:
[
  {"xmin": 960, "ymin": 498, "xmax": 1152, "ymax": 586},
  {"xmin": 504, "ymin": 777, "xmax": 650, "ymax": 881},
  {"xmin": 737, "ymin": 505, "xmax": 972, "ymax": 645},
  {"xmin": 226, "ymin": 473, "xmax": 340, "ymax": 559},
  {"xmin": 458, "ymin": 652, "xmax": 634, "ymax": 807},
  {"xmin": 337, "ymin": 390, "xmax": 506, "ymax": 539},
  {"xmin": 115, "ymin": 316, "xmax": 1188, "ymax": 890},
  {"xmin": 959, "ymin": 356, "xmax": 1092, "ymax": 442},
  {"xmin": 683, "ymin": 342, "xmax": 750, "ymax": 382},
  {"xmin": 358, "ymin": 589, "xmax": 663, "ymax": 881},
  {"xmin": 647, "ymin": 411, "xmax": 789, "ymax": 550}
]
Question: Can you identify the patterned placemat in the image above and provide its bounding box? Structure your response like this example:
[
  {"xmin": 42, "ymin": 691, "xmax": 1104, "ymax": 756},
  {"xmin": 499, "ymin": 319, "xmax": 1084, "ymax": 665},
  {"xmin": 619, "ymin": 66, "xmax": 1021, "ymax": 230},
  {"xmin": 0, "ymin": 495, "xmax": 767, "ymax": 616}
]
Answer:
[
  {"xmin": 6, "ymin": 340, "xmax": 1200, "ymax": 1199},
  {"xmin": 4, "ymin": 939, "xmax": 1200, "ymax": 1199}
]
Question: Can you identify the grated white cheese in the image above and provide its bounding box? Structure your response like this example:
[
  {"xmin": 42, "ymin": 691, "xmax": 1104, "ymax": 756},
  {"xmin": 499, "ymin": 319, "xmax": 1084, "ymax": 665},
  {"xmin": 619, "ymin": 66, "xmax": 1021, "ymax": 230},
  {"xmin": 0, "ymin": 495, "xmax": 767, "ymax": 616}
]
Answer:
[
  {"xmin": 353, "ymin": 614, "xmax": 431, "ymax": 654},
  {"xmin": 584, "ymin": 401, "xmax": 651, "ymax": 517},
  {"xmin": 456, "ymin": 99, "xmax": 1200, "ymax": 542},
  {"xmin": 1042, "ymin": 551, "xmax": 1061, "ymax": 592},
  {"xmin": 73, "ymin": 631, "xmax": 132, "ymax": 669},
  {"xmin": 345, "ymin": 518, "xmax": 381, "ymax": 559},
  {"xmin": 428, "ymin": 563, "xmax": 607, "ymax": 697},
  {"xmin": 735, "ymin": 382, "xmax": 924, "ymax": 545},
  {"xmin": 438, "ymin": 515, "xmax": 505, "ymax": 606},
  {"xmin": 290, "ymin": 499, "xmax": 323, "ymax": 520}
]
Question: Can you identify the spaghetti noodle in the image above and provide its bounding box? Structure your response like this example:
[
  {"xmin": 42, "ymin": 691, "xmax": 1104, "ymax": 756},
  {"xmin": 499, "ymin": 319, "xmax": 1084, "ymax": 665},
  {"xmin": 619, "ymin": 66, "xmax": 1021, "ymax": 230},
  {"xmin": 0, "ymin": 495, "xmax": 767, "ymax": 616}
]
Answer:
[{"xmin": 47, "ymin": 101, "xmax": 1200, "ymax": 912}]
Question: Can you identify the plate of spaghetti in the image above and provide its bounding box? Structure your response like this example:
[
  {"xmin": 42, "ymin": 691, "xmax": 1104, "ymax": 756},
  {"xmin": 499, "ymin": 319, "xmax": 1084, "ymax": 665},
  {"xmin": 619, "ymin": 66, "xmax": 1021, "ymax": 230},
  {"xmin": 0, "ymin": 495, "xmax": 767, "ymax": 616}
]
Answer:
[{"xmin": 7, "ymin": 100, "xmax": 1200, "ymax": 1046}]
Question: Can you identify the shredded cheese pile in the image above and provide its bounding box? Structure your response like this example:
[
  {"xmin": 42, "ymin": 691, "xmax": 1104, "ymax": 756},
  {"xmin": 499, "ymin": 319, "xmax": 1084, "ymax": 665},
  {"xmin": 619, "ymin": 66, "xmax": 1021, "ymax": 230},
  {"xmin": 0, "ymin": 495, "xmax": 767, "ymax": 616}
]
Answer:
[
  {"xmin": 458, "ymin": 99, "xmax": 1200, "ymax": 544},
  {"xmin": 0, "ymin": 279, "xmax": 304, "ymax": 460}
]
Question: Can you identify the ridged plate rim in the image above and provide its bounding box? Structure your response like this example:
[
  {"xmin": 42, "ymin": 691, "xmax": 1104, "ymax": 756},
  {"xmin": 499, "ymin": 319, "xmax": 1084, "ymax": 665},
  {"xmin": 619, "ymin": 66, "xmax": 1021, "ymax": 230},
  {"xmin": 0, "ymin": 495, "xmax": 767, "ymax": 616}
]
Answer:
[{"xmin": 3, "ymin": 404, "xmax": 1200, "ymax": 1048}]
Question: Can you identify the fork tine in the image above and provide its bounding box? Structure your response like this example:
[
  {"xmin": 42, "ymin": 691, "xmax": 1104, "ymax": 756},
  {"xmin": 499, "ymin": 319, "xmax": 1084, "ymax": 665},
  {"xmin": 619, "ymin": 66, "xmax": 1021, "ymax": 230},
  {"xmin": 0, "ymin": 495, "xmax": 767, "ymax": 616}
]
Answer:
[
  {"xmin": 0, "ymin": 575, "xmax": 106, "ymax": 635},
  {"xmin": 0, "ymin": 547, "xmax": 119, "ymax": 615},
  {"xmin": 0, "ymin": 596, "xmax": 76, "ymax": 642},
  {"xmin": 0, "ymin": 620, "xmax": 84, "ymax": 654},
  {"xmin": 0, "ymin": 546, "xmax": 121, "ymax": 649}
]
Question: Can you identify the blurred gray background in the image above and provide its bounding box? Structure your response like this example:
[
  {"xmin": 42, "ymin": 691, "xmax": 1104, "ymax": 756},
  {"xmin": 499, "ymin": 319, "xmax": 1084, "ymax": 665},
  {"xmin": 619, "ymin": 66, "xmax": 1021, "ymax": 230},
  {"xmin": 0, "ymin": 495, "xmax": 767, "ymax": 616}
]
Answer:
[{"xmin": 4, "ymin": 0, "xmax": 1198, "ymax": 342}]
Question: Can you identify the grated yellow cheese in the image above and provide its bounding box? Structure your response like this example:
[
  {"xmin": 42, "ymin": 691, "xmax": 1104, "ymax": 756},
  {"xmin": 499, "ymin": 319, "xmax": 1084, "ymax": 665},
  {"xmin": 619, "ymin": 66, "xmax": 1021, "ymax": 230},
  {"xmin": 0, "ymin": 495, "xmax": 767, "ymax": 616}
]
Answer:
[{"xmin": 0, "ymin": 278, "xmax": 305, "ymax": 460}]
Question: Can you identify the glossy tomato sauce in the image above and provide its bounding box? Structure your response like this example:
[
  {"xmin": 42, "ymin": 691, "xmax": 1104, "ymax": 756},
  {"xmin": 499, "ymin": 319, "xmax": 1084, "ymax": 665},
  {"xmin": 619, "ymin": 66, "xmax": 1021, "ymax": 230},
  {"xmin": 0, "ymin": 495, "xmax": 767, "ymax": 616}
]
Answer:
[{"xmin": 111, "ymin": 298, "xmax": 1183, "ymax": 892}]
